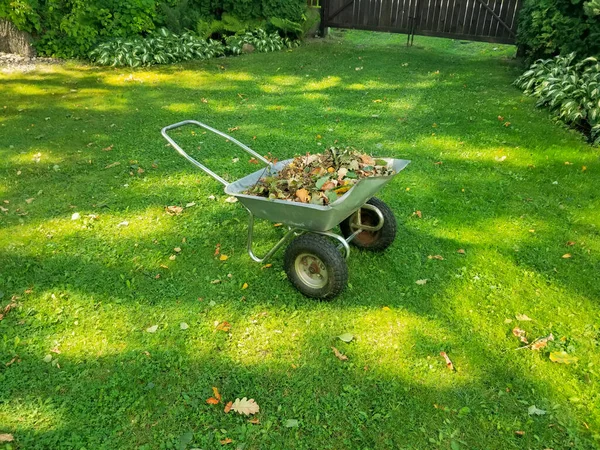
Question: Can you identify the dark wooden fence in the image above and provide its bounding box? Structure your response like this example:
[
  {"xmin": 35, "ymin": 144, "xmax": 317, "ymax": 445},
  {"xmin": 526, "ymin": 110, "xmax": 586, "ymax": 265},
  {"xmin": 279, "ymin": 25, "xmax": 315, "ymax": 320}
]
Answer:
[{"xmin": 320, "ymin": 0, "xmax": 522, "ymax": 45}]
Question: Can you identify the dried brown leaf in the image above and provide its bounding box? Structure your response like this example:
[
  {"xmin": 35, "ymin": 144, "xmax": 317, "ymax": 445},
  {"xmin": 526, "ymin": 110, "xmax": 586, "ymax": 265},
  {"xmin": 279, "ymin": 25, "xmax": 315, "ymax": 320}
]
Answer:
[
  {"xmin": 440, "ymin": 351, "xmax": 454, "ymax": 370},
  {"xmin": 332, "ymin": 346, "xmax": 348, "ymax": 361},
  {"xmin": 224, "ymin": 401, "xmax": 233, "ymax": 413},
  {"xmin": 512, "ymin": 327, "xmax": 528, "ymax": 344}
]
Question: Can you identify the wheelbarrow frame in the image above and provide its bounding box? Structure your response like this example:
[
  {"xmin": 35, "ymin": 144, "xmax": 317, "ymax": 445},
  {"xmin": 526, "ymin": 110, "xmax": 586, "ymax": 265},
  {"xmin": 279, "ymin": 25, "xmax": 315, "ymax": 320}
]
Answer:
[{"xmin": 161, "ymin": 120, "xmax": 409, "ymax": 265}]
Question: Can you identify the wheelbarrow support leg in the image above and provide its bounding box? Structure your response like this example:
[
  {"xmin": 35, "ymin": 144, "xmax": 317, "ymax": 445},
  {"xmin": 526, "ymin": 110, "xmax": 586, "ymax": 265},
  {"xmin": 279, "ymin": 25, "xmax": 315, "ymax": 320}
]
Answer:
[{"xmin": 247, "ymin": 211, "xmax": 300, "ymax": 263}]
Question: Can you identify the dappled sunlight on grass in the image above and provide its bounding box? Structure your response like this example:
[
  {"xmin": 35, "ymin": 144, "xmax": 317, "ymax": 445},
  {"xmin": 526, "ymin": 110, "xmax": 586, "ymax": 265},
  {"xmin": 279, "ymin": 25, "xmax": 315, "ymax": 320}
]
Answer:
[
  {"xmin": 304, "ymin": 76, "xmax": 342, "ymax": 91},
  {"xmin": 268, "ymin": 74, "xmax": 302, "ymax": 86},
  {"xmin": 1, "ymin": 30, "xmax": 599, "ymax": 449}
]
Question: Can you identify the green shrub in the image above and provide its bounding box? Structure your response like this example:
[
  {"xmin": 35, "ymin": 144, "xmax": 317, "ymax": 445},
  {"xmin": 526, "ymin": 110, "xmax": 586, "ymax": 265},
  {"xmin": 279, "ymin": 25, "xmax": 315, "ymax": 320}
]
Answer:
[
  {"xmin": 517, "ymin": 0, "xmax": 600, "ymax": 61},
  {"xmin": 89, "ymin": 28, "xmax": 224, "ymax": 67},
  {"xmin": 0, "ymin": 0, "xmax": 306, "ymax": 58},
  {"xmin": 515, "ymin": 53, "xmax": 600, "ymax": 144}
]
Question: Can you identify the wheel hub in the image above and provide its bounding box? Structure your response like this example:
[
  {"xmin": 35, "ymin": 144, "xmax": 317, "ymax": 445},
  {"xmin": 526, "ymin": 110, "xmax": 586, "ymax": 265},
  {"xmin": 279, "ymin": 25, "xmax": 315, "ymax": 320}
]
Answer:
[{"xmin": 295, "ymin": 253, "xmax": 328, "ymax": 289}]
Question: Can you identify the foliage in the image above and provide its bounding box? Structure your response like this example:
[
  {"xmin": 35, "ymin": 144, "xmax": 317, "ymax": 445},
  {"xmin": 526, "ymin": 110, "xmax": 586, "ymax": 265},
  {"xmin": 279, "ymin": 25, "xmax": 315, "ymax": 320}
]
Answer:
[
  {"xmin": 89, "ymin": 27, "xmax": 299, "ymax": 66},
  {"xmin": 225, "ymin": 28, "xmax": 298, "ymax": 55},
  {"xmin": 195, "ymin": 13, "xmax": 265, "ymax": 40},
  {"xmin": 244, "ymin": 148, "xmax": 395, "ymax": 205},
  {"xmin": 514, "ymin": 53, "xmax": 600, "ymax": 144},
  {"xmin": 89, "ymin": 28, "xmax": 224, "ymax": 66},
  {"xmin": 0, "ymin": 0, "xmax": 306, "ymax": 58},
  {"xmin": 517, "ymin": 0, "xmax": 600, "ymax": 61}
]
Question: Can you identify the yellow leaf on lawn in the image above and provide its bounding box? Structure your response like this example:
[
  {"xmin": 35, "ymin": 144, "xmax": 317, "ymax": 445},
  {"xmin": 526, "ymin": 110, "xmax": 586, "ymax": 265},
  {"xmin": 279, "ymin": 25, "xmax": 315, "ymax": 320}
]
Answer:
[
  {"xmin": 382, "ymin": 306, "xmax": 391, "ymax": 311},
  {"xmin": 550, "ymin": 351, "xmax": 579, "ymax": 364},
  {"xmin": 562, "ymin": 253, "xmax": 572, "ymax": 259},
  {"xmin": 212, "ymin": 386, "xmax": 222, "ymax": 402},
  {"xmin": 220, "ymin": 438, "xmax": 233, "ymax": 445},
  {"xmin": 220, "ymin": 254, "xmax": 229, "ymax": 261},
  {"xmin": 242, "ymin": 282, "xmax": 248, "ymax": 290},
  {"xmin": 216, "ymin": 321, "xmax": 231, "ymax": 332}
]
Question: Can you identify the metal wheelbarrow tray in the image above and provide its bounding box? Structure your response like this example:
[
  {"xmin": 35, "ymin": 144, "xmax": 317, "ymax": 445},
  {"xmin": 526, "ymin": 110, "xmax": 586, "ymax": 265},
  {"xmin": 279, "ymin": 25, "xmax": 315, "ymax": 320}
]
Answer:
[{"xmin": 162, "ymin": 120, "xmax": 410, "ymax": 299}]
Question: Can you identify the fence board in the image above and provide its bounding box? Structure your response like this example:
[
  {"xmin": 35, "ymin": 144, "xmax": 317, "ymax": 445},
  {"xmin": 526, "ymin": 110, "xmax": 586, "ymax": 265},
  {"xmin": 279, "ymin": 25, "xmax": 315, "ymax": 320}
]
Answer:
[{"xmin": 322, "ymin": 0, "xmax": 520, "ymax": 44}]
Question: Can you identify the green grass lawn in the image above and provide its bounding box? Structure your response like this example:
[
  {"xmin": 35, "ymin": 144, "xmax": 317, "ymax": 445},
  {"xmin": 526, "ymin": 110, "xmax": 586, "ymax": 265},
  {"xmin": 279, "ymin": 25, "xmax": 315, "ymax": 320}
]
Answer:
[{"xmin": 1, "ymin": 30, "xmax": 599, "ymax": 449}]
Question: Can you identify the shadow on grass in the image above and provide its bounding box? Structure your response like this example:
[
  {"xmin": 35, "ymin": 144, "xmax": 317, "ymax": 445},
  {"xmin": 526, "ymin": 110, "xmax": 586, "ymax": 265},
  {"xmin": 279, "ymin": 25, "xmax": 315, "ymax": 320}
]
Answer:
[{"xmin": 1, "ymin": 32, "xmax": 599, "ymax": 449}]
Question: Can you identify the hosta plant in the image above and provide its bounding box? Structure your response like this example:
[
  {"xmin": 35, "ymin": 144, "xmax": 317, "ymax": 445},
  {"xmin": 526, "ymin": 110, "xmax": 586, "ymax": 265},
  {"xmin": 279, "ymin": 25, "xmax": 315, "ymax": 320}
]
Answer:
[
  {"xmin": 515, "ymin": 53, "xmax": 600, "ymax": 144},
  {"xmin": 89, "ymin": 28, "xmax": 225, "ymax": 67},
  {"xmin": 225, "ymin": 29, "xmax": 299, "ymax": 55}
]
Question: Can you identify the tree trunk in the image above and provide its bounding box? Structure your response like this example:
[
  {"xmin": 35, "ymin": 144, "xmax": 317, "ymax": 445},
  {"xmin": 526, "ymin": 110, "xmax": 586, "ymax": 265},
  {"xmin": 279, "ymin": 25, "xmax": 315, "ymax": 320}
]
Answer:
[{"xmin": 0, "ymin": 20, "xmax": 35, "ymax": 57}]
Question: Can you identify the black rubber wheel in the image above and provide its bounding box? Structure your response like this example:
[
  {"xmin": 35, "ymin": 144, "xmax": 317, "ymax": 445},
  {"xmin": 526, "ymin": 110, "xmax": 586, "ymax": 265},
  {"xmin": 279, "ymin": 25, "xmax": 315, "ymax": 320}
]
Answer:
[
  {"xmin": 340, "ymin": 197, "xmax": 397, "ymax": 252},
  {"xmin": 283, "ymin": 233, "xmax": 348, "ymax": 299}
]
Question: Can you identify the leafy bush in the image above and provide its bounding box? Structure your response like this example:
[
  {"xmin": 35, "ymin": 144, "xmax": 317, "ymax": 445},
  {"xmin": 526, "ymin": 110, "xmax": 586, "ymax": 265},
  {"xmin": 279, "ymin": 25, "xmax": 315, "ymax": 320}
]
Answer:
[
  {"xmin": 0, "ymin": 0, "xmax": 306, "ymax": 58},
  {"xmin": 89, "ymin": 28, "xmax": 224, "ymax": 67},
  {"xmin": 225, "ymin": 28, "xmax": 298, "ymax": 55},
  {"xmin": 89, "ymin": 27, "xmax": 299, "ymax": 67},
  {"xmin": 517, "ymin": 0, "xmax": 600, "ymax": 61},
  {"xmin": 514, "ymin": 53, "xmax": 600, "ymax": 144}
]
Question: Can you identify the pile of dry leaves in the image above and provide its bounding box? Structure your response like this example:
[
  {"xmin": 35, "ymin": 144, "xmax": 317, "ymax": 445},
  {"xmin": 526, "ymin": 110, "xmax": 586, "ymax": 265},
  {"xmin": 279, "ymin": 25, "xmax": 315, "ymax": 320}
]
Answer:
[{"xmin": 244, "ymin": 147, "xmax": 394, "ymax": 205}]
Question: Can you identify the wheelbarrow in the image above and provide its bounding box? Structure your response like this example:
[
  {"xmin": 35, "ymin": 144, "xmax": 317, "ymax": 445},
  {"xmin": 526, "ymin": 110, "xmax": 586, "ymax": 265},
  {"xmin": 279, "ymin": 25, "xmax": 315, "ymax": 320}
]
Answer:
[{"xmin": 161, "ymin": 120, "xmax": 410, "ymax": 299}]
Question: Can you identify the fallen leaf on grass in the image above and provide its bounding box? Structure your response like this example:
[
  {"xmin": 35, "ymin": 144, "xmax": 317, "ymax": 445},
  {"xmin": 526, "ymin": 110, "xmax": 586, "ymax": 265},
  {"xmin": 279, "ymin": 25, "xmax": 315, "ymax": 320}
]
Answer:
[
  {"xmin": 261, "ymin": 263, "xmax": 272, "ymax": 269},
  {"xmin": 248, "ymin": 417, "xmax": 260, "ymax": 424},
  {"xmin": 224, "ymin": 401, "xmax": 233, "ymax": 413},
  {"xmin": 5, "ymin": 355, "xmax": 20, "ymax": 367},
  {"xmin": 515, "ymin": 431, "xmax": 525, "ymax": 437},
  {"xmin": 117, "ymin": 220, "xmax": 129, "ymax": 227},
  {"xmin": 0, "ymin": 434, "xmax": 14, "ymax": 442},
  {"xmin": 104, "ymin": 161, "xmax": 120, "ymax": 169},
  {"xmin": 225, "ymin": 196, "xmax": 238, "ymax": 203},
  {"xmin": 174, "ymin": 247, "xmax": 181, "ymax": 253},
  {"xmin": 209, "ymin": 387, "xmax": 221, "ymax": 403},
  {"xmin": 440, "ymin": 351, "xmax": 454, "ymax": 371},
  {"xmin": 216, "ymin": 321, "xmax": 231, "ymax": 332},
  {"xmin": 230, "ymin": 397, "xmax": 260, "ymax": 415},
  {"xmin": 562, "ymin": 253, "xmax": 572, "ymax": 259},
  {"xmin": 242, "ymin": 282, "xmax": 248, "ymax": 290},
  {"xmin": 166, "ymin": 205, "xmax": 183, "ymax": 215},
  {"xmin": 249, "ymin": 158, "xmax": 259, "ymax": 164},
  {"xmin": 206, "ymin": 397, "xmax": 219, "ymax": 405},
  {"xmin": 211, "ymin": 279, "xmax": 221, "ymax": 284},
  {"xmin": 566, "ymin": 241, "xmax": 575, "ymax": 246},
  {"xmin": 185, "ymin": 202, "xmax": 196, "ymax": 208},
  {"xmin": 530, "ymin": 333, "xmax": 554, "ymax": 351},
  {"xmin": 550, "ymin": 351, "xmax": 579, "ymax": 364},
  {"xmin": 285, "ymin": 419, "xmax": 299, "ymax": 428},
  {"xmin": 332, "ymin": 346, "xmax": 348, "ymax": 361},
  {"xmin": 457, "ymin": 249, "xmax": 465, "ymax": 254},
  {"xmin": 338, "ymin": 333, "xmax": 354, "ymax": 343},
  {"xmin": 214, "ymin": 243, "xmax": 221, "ymax": 256},
  {"xmin": 25, "ymin": 198, "xmax": 34, "ymax": 204},
  {"xmin": 180, "ymin": 322, "xmax": 189, "ymax": 330},
  {"xmin": 220, "ymin": 438, "xmax": 233, "ymax": 445},
  {"xmin": 102, "ymin": 144, "xmax": 114, "ymax": 151},
  {"xmin": 414, "ymin": 210, "xmax": 422, "ymax": 218},
  {"xmin": 219, "ymin": 254, "xmax": 229, "ymax": 261},
  {"xmin": 515, "ymin": 314, "xmax": 532, "ymax": 321},
  {"xmin": 228, "ymin": 126, "xmax": 240, "ymax": 132},
  {"xmin": 528, "ymin": 405, "xmax": 546, "ymax": 415},
  {"xmin": 169, "ymin": 255, "xmax": 176, "ymax": 261},
  {"xmin": 415, "ymin": 279, "xmax": 428, "ymax": 285},
  {"xmin": 428, "ymin": 255, "xmax": 444, "ymax": 260},
  {"xmin": 146, "ymin": 325, "xmax": 158, "ymax": 333},
  {"xmin": 71, "ymin": 212, "xmax": 81, "ymax": 220},
  {"xmin": 512, "ymin": 327, "xmax": 528, "ymax": 344}
]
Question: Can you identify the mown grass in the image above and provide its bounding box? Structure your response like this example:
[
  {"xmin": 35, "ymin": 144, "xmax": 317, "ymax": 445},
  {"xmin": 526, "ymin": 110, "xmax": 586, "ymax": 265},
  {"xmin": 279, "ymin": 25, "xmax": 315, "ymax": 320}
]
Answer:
[{"xmin": 0, "ymin": 30, "xmax": 599, "ymax": 449}]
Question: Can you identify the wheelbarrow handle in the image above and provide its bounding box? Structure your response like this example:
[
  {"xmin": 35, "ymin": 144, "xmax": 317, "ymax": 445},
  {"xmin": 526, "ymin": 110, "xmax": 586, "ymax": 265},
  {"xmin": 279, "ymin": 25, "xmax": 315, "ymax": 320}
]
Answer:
[{"xmin": 161, "ymin": 120, "xmax": 273, "ymax": 186}]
